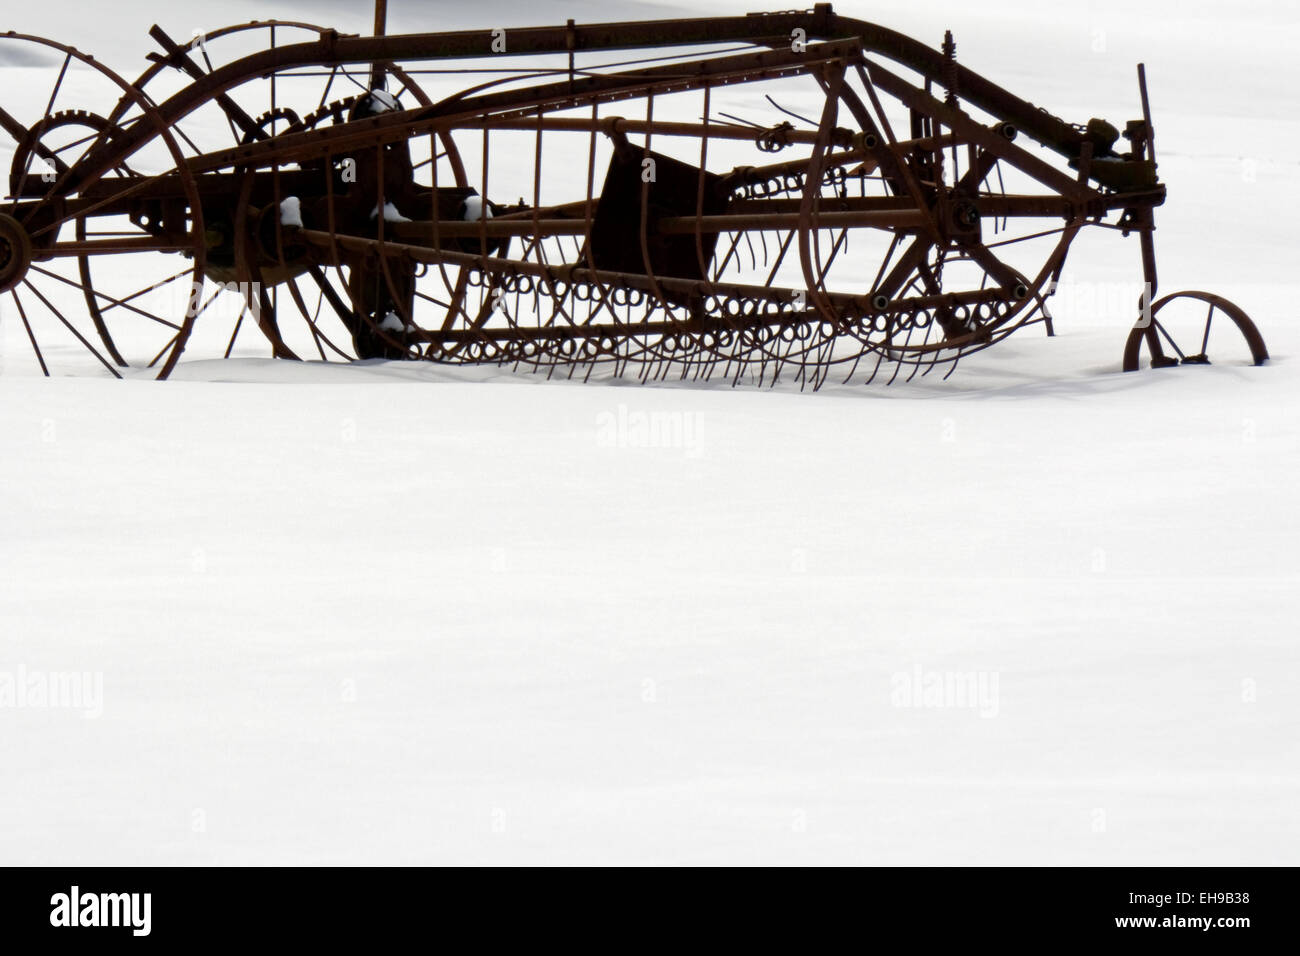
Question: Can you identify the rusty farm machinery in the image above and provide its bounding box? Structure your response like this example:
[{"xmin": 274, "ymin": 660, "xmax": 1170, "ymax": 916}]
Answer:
[{"xmin": 0, "ymin": 3, "xmax": 1269, "ymax": 385}]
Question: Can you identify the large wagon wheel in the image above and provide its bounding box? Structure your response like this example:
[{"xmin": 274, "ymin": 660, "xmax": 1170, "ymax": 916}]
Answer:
[
  {"xmin": 121, "ymin": 22, "xmax": 471, "ymax": 360},
  {"xmin": 0, "ymin": 34, "xmax": 205, "ymax": 378},
  {"xmin": 776, "ymin": 58, "xmax": 1080, "ymax": 385},
  {"xmin": 233, "ymin": 97, "xmax": 473, "ymax": 363},
  {"xmin": 125, "ymin": 22, "xmax": 471, "ymax": 360},
  {"xmin": 90, "ymin": 21, "xmax": 345, "ymax": 363}
]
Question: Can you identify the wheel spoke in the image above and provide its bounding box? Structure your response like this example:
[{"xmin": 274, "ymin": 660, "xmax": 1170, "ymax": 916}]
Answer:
[
  {"xmin": 144, "ymin": 285, "xmax": 220, "ymax": 369},
  {"xmin": 48, "ymin": 128, "xmax": 107, "ymax": 161},
  {"xmin": 20, "ymin": 278, "xmax": 122, "ymax": 378},
  {"xmin": 100, "ymin": 266, "xmax": 193, "ymax": 312},
  {"xmin": 9, "ymin": 289, "xmax": 51, "ymax": 376},
  {"xmin": 10, "ymin": 54, "xmax": 72, "ymax": 204},
  {"xmin": 1153, "ymin": 318, "xmax": 1187, "ymax": 360},
  {"xmin": 29, "ymin": 263, "xmax": 182, "ymax": 330},
  {"xmin": 415, "ymin": 290, "xmax": 452, "ymax": 308},
  {"xmin": 146, "ymin": 333, "xmax": 180, "ymax": 369},
  {"xmin": 223, "ymin": 302, "xmax": 248, "ymax": 359},
  {"xmin": 316, "ymin": 66, "xmax": 340, "ymax": 110}
]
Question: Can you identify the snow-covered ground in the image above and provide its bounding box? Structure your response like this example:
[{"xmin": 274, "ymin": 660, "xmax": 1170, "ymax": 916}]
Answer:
[{"xmin": 1, "ymin": 0, "xmax": 1297, "ymax": 865}]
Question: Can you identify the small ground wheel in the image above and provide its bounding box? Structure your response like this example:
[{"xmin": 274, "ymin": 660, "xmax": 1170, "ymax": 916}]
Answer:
[{"xmin": 1122, "ymin": 290, "xmax": 1268, "ymax": 372}]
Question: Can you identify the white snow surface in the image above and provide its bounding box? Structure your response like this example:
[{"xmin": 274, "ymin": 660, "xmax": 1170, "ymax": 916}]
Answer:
[
  {"xmin": 279, "ymin": 196, "xmax": 303, "ymax": 229},
  {"xmin": 1, "ymin": 0, "xmax": 1298, "ymax": 865},
  {"xmin": 462, "ymin": 195, "xmax": 493, "ymax": 221},
  {"xmin": 370, "ymin": 201, "xmax": 411, "ymax": 223},
  {"xmin": 367, "ymin": 89, "xmax": 400, "ymax": 114}
]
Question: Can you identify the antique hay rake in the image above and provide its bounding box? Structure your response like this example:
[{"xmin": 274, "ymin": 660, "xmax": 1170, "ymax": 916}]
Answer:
[{"xmin": 0, "ymin": 3, "xmax": 1268, "ymax": 385}]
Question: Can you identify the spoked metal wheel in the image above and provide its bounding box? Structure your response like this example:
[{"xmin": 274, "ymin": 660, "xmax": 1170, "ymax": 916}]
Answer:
[
  {"xmin": 584, "ymin": 64, "xmax": 1079, "ymax": 388},
  {"xmin": 126, "ymin": 22, "xmax": 470, "ymax": 360},
  {"xmin": 1122, "ymin": 290, "xmax": 1268, "ymax": 371},
  {"xmin": 0, "ymin": 33, "xmax": 205, "ymax": 378},
  {"xmin": 229, "ymin": 108, "xmax": 472, "ymax": 362}
]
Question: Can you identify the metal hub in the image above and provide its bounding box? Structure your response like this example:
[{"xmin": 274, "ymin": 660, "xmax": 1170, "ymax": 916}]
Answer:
[{"xmin": 0, "ymin": 214, "xmax": 32, "ymax": 294}]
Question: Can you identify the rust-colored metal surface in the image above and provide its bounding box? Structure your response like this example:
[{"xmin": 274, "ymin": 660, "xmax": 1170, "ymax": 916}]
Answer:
[{"xmin": 0, "ymin": 4, "xmax": 1267, "ymax": 383}]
